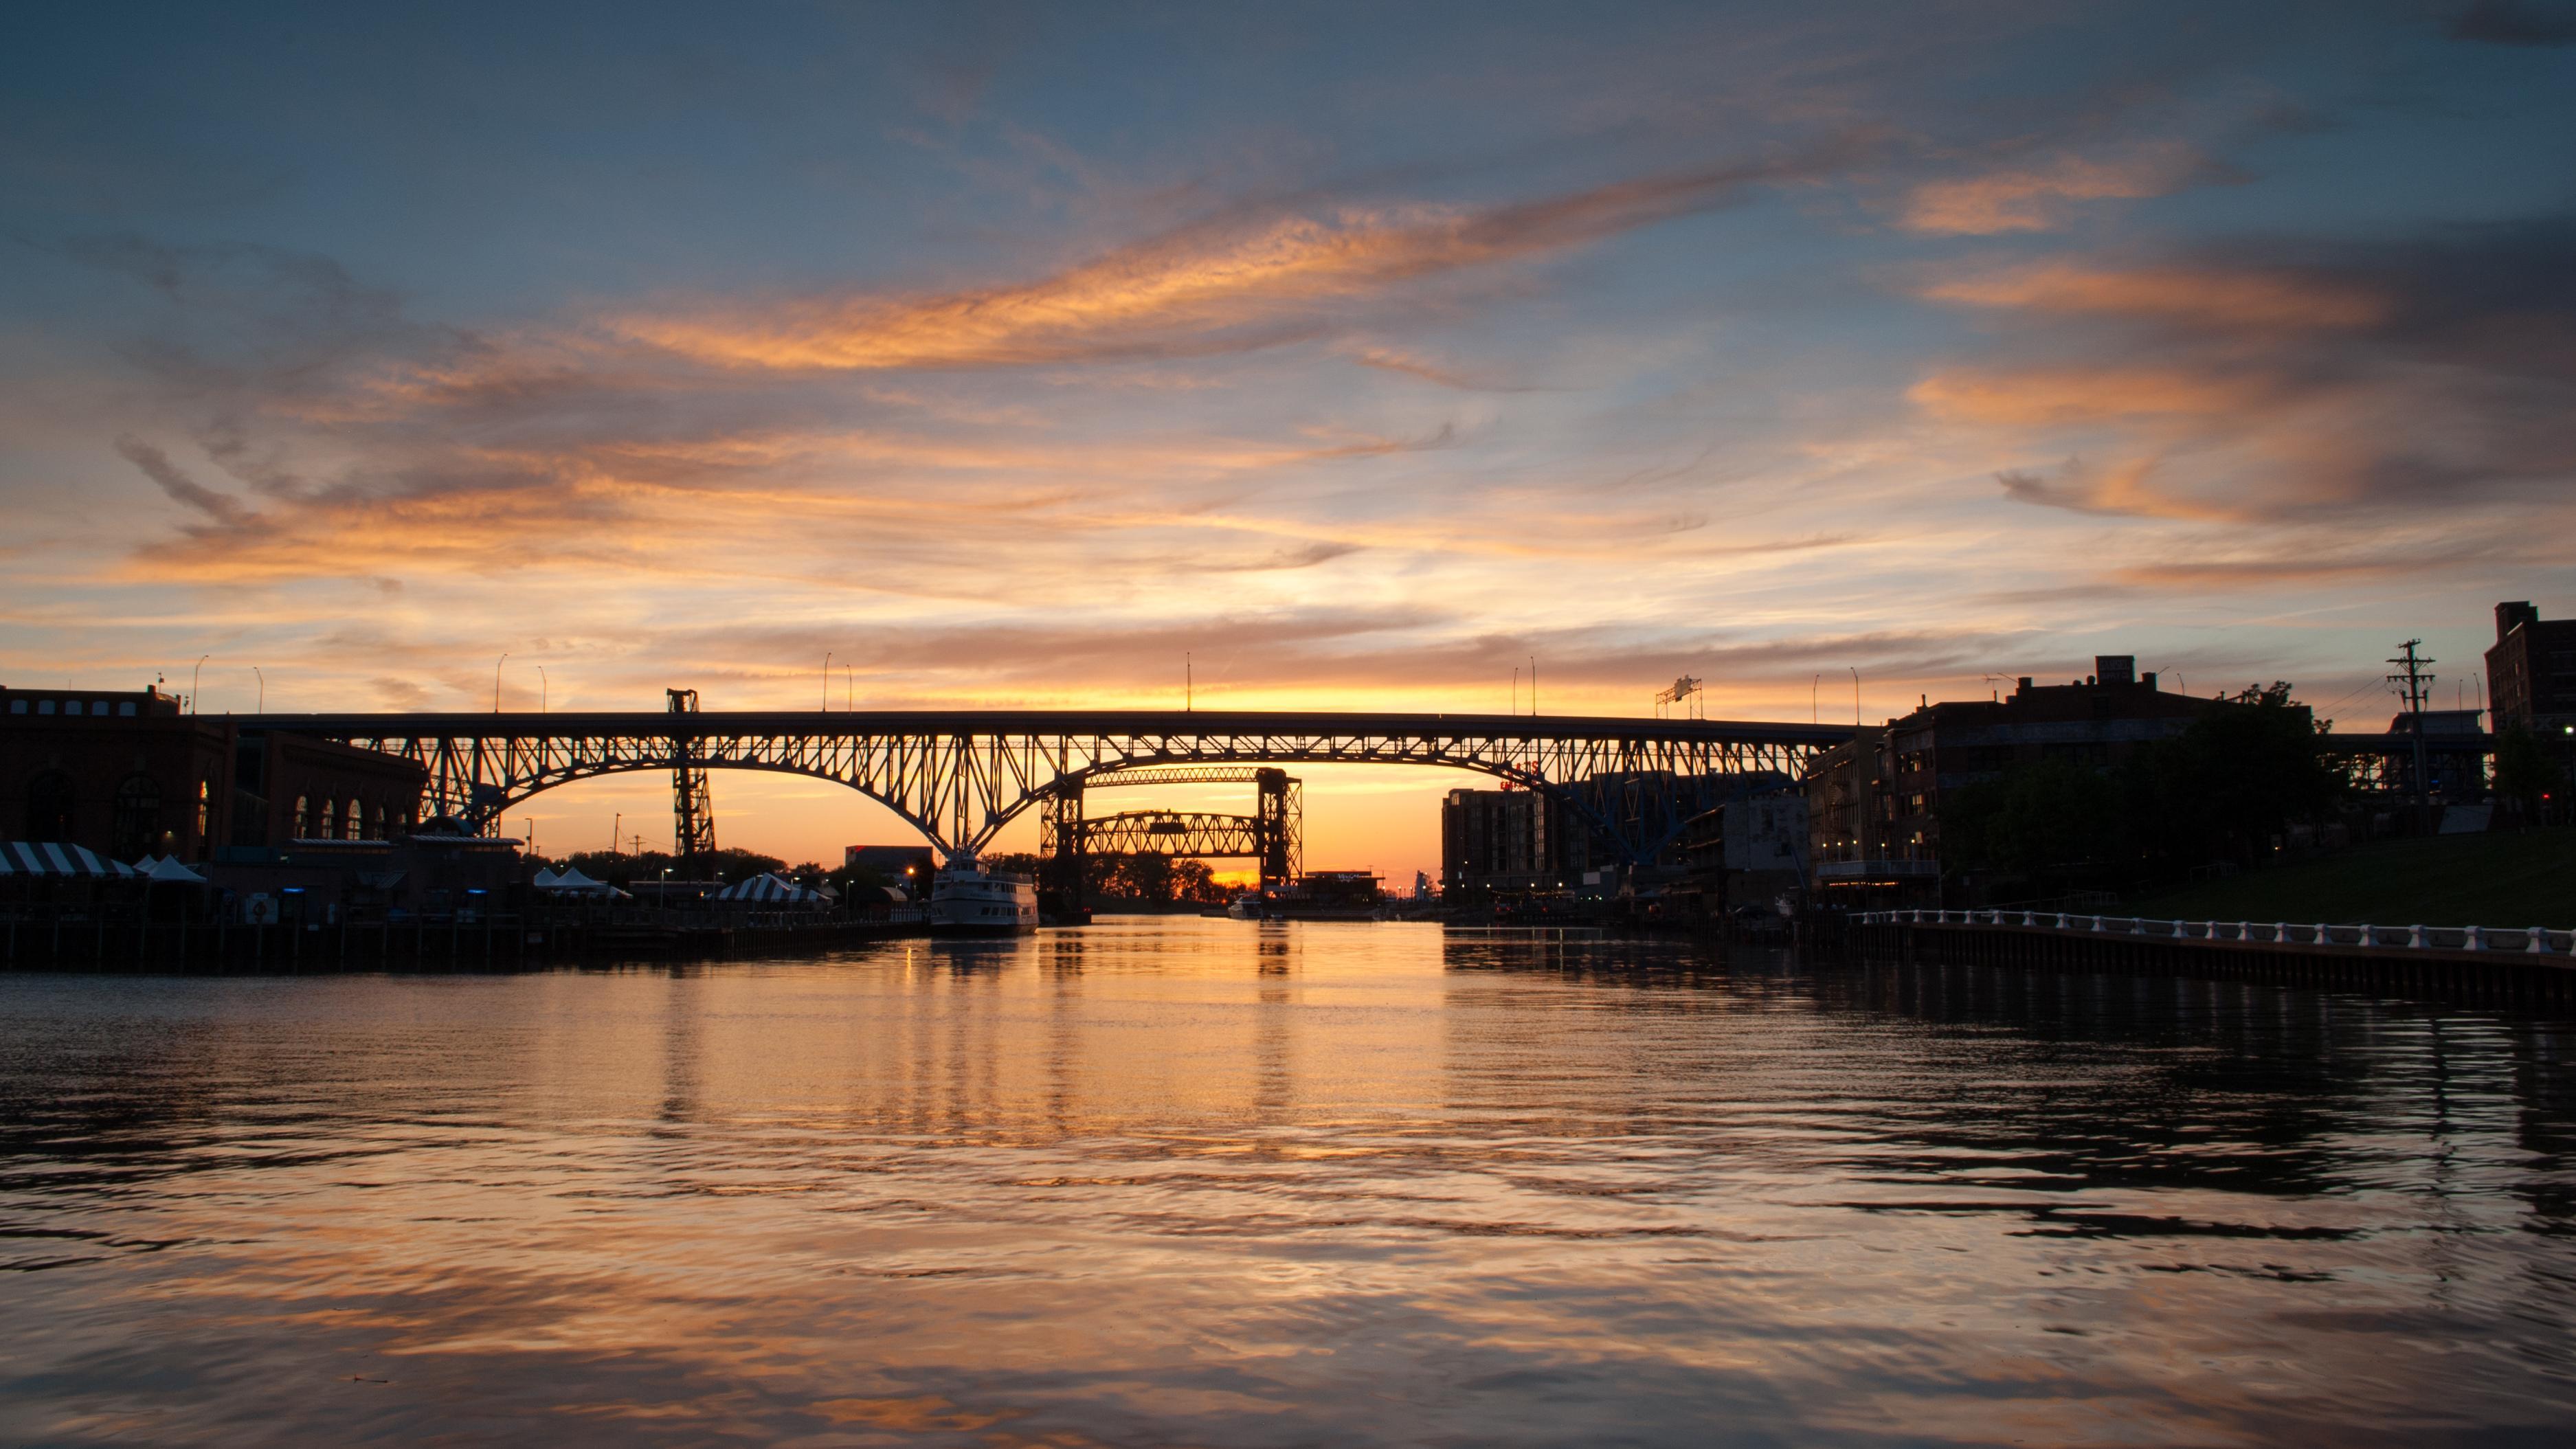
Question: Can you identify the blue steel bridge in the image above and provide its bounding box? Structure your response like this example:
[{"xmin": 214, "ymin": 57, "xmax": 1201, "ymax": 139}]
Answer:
[{"xmin": 238, "ymin": 708, "xmax": 1857, "ymax": 865}]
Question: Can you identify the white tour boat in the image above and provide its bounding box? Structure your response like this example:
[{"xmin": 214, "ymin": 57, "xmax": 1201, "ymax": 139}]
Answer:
[{"xmin": 928, "ymin": 857, "xmax": 1038, "ymax": 935}]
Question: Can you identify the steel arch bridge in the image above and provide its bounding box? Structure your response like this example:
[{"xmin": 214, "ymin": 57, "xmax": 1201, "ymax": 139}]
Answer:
[{"xmin": 241, "ymin": 708, "xmax": 1852, "ymax": 864}]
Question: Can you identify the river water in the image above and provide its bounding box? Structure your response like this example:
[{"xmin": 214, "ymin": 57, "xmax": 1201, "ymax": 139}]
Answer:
[{"xmin": 3, "ymin": 918, "xmax": 2573, "ymax": 1446}]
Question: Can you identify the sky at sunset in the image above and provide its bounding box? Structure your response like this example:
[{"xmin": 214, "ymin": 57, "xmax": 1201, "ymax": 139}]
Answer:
[{"xmin": 4, "ymin": 2, "xmax": 2573, "ymax": 876}]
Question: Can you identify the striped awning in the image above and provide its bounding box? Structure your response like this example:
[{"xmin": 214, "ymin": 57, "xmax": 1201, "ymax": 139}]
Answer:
[
  {"xmin": 0, "ymin": 841, "xmax": 142, "ymax": 878},
  {"xmin": 713, "ymin": 872, "xmax": 825, "ymax": 903}
]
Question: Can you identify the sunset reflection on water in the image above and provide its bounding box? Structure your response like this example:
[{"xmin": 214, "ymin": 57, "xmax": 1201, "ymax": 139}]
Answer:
[{"xmin": 4, "ymin": 919, "xmax": 2573, "ymax": 1446}]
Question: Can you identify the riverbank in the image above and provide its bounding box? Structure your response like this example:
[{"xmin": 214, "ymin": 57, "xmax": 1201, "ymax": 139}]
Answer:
[{"xmin": 2125, "ymin": 829, "xmax": 2576, "ymax": 928}]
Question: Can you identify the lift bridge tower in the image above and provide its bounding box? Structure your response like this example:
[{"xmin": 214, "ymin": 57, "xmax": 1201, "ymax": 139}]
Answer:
[
  {"xmin": 1040, "ymin": 767, "xmax": 1301, "ymax": 908},
  {"xmin": 669, "ymin": 688, "xmax": 716, "ymax": 870}
]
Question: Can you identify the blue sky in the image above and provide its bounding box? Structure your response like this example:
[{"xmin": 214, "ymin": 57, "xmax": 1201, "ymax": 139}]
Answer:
[{"xmin": 5, "ymin": 1, "xmax": 2573, "ymax": 870}]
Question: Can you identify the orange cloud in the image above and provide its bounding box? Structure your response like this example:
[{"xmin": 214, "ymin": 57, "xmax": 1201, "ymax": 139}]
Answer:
[
  {"xmin": 1902, "ymin": 144, "xmax": 2204, "ymax": 235},
  {"xmin": 612, "ymin": 155, "xmax": 1839, "ymax": 372},
  {"xmin": 1908, "ymin": 367, "xmax": 2245, "ymax": 426},
  {"xmin": 1923, "ymin": 262, "xmax": 2389, "ymax": 331}
]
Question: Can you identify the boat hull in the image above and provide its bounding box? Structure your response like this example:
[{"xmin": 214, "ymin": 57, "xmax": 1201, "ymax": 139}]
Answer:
[{"xmin": 928, "ymin": 921, "xmax": 1037, "ymax": 936}]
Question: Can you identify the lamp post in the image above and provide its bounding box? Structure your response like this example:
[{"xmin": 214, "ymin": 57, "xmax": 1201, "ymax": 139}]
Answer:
[
  {"xmin": 1848, "ymin": 666, "xmax": 1860, "ymax": 726},
  {"xmin": 190, "ymin": 655, "xmax": 208, "ymax": 714},
  {"xmin": 821, "ymin": 651, "xmax": 831, "ymax": 712},
  {"xmin": 493, "ymin": 653, "xmax": 508, "ymax": 712},
  {"xmin": 252, "ymin": 666, "xmax": 264, "ymax": 712},
  {"xmin": 538, "ymin": 665, "xmax": 547, "ymax": 713}
]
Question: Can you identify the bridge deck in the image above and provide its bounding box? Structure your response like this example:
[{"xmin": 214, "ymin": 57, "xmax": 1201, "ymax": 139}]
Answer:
[{"xmin": 235, "ymin": 708, "xmax": 1859, "ymax": 746}]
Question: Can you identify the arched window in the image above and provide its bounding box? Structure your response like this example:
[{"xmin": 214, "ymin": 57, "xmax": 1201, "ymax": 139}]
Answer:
[
  {"xmin": 112, "ymin": 775, "xmax": 162, "ymax": 860},
  {"xmin": 371, "ymin": 804, "xmax": 387, "ymax": 840},
  {"xmin": 345, "ymin": 800, "xmax": 363, "ymax": 840},
  {"xmin": 24, "ymin": 770, "xmax": 74, "ymax": 842},
  {"xmin": 317, "ymin": 800, "xmax": 337, "ymax": 840},
  {"xmin": 195, "ymin": 780, "xmax": 211, "ymax": 842},
  {"xmin": 293, "ymin": 795, "xmax": 309, "ymax": 838}
]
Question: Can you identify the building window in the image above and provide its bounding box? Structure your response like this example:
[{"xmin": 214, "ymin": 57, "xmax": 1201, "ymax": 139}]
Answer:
[
  {"xmin": 293, "ymin": 795, "xmax": 309, "ymax": 838},
  {"xmin": 371, "ymin": 805, "xmax": 387, "ymax": 840},
  {"xmin": 24, "ymin": 770, "xmax": 74, "ymax": 842},
  {"xmin": 195, "ymin": 780, "xmax": 211, "ymax": 841},
  {"xmin": 346, "ymin": 800, "xmax": 363, "ymax": 840},
  {"xmin": 112, "ymin": 775, "xmax": 162, "ymax": 860},
  {"xmin": 8, "ymin": 700, "xmax": 23, "ymax": 714},
  {"xmin": 63, "ymin": 701, "xmax": 81, "ymax": 717},
  {"xmin": 37, "ymin": 699, "xmax": 54, "ymax": 715},
  {"xmin": 118, "ymin": 701, "xmax": 135, "ymax": 717},
  {"xmin": 317, "ymin": 800, "xmax": 337, "ymax": 840}
]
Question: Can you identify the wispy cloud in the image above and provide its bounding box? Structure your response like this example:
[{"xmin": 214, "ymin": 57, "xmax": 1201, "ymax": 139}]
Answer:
[
  {"xmin": 612, "ymin": 148, "xmax": 1861, "ymax": 372},
  {"xmin": 1901, "ymin": 142, "xmax": 2214, "ymax": 235},
  {"xmin": 1915, "ymin": 217, "xmax": 2576, "ymax": 521},
  {"xmin": 113, "ymin": 435, "xmax": 255, "ymax": 528}
]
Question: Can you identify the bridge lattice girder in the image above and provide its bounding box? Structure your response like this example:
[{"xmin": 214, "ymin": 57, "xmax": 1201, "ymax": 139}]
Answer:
[
  {"xmin": 1046, "ymin": 809, "xmax": 1270, "ymax": 860},
  {"xmin": 246, "ymin": 709, "xmax": 1853, "ymax": 864}
]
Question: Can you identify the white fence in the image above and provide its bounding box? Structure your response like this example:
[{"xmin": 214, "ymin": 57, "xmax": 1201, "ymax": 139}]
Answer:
[{"xmin": 1857, "ymin": 909, "xmax": 2574, "ymax": 956}]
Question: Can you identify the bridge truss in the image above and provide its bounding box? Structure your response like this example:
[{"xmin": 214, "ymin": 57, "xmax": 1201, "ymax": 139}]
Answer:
[
  {"xmin": 244, "ymin": 708, "xmax": 1849, "ymax": 865},
  {"xmin": 1038, "ymin": 766, "xmax": 1301, "ymax": 896}
]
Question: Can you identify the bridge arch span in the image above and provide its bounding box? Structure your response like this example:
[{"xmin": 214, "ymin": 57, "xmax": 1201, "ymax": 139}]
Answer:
[{"xmin": 464, "ymin": 759, "xmax": 943, "ymax": 857}]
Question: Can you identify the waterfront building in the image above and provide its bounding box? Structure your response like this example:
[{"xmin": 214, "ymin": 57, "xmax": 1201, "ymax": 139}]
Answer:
[
  {"xmin": 2, "ymin": 684, "xmax": 425, "ymax": 862},
  {"xmin": 1438, "ymin": 786, "xmax": 1566, "ymax": 895},
  {"xmin": 1674, "ymin": 783, "xmax": 1810, "ymax": 914},
  {"xmin": 1802, "ymin": 725, "xmax": 1937, "ymax": 903},
  {"xmin": 1872, "ymin": 656, "xmax": 2221, "ymax": 878},
  {"xmin": 2485, "ymin": 600, "xmax": 2576, "ymax": 736}
]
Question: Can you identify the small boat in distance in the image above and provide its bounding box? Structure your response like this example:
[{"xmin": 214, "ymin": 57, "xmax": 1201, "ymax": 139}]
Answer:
[
  {"xmin": 928, "ymin": 857, "xmax": 1038, "ymax": 935},
  {"xmin": 1225, "ymin": 890, "xmax": 1264, "ymax": 921}
]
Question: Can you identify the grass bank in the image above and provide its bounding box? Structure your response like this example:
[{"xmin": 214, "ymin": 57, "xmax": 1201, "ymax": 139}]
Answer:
[{"xmin": 2125, "ymin": 829, "xmax": 2576, "ymax": 928}]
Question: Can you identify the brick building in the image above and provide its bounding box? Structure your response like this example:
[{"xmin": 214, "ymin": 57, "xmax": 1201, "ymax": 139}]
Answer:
[
  {"xmin": 3, "ymin": 684, "xmax": 426, "ymax": 862},
  {"xmin": 2485, "ymin": 600, "xmax": 2576, "ymax": 737},
  {"xmin": 1873, "ymin": 655, "xmax": 2222, "ymax": 872}
]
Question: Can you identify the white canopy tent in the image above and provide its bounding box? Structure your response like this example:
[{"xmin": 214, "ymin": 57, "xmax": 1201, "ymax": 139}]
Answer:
[
  {"xmin": 135, "ymin": 855, "xmax": 210, "ymax": 884},
  {"xmin": 535, "ymin": 865, "xmax": 621, "ymax": 897}
]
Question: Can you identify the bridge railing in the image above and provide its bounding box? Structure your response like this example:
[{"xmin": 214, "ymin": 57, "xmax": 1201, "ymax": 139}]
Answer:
[{"xmin": 1855, "ymin": 908, "xmax": 2575, "ymax": 956}]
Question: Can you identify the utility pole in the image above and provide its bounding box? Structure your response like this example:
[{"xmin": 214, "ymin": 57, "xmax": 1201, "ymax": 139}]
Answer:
[{"xmin": 2387, "ymin": 639, "xmax": 2435, "ymax": 828}]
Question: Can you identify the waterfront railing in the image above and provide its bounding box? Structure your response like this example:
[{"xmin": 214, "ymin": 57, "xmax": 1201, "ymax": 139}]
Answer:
[{"xmin": 1856, "ymin": 908, "xmax": 2573, "ymax": 956}]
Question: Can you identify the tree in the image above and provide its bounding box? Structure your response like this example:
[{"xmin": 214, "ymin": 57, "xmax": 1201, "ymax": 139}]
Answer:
[
  {"xmin": 1941, "ymin": 758, "xmax": 2127, "ymax": 885},
  {"xmin": 2492, "ymin": 726, "xmax": 2569, "ymax": 826},
  {"xmin": 2126, "ymin": 684, "xmax": 2342, "ymax": 871}
]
